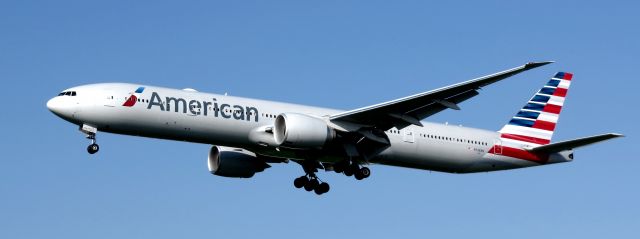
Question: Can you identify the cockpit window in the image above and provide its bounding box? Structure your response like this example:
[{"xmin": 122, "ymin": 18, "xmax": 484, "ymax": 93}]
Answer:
[{"xmin": 58, "ymin": 91, "xmax": 77, "ymax": 96}]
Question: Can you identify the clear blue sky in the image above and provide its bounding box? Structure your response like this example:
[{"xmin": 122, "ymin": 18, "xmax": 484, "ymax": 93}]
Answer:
[{"xmin": 1, "ymin": 1, "xmax": 637, "ymax": 238}]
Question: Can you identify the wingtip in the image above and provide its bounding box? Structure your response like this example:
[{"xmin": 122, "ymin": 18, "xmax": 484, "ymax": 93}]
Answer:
[
  {"xmin": 610, "ymin": 133, "xmax": 625, "ymax": 137},
  {"xmin": 525, "ymin": 61, "xmax": 555, "ymax": 68}
]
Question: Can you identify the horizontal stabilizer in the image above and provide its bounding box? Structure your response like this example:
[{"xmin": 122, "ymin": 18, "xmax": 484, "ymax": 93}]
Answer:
[{"xmin": 527, "ymin": 133, "xmax": 623, "ymax": 153}]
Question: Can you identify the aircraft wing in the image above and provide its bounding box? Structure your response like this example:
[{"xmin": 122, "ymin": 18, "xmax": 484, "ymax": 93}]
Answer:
[{"xmin": 330, "ymin": 61, "xmax": 553, "ymax": 130}]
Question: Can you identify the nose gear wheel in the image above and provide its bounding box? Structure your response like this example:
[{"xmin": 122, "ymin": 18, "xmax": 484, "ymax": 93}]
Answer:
[{"xmin": 86, "ymin": 134, "xmax": 99, "ymax": 154}]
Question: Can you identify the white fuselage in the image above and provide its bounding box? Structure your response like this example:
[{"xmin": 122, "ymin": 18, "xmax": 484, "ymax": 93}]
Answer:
[{"xmin": 47, "ymin": 83, "xmax": 569, "ymax": 173}]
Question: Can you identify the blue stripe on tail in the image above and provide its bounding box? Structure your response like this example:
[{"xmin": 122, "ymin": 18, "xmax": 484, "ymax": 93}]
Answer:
[
  {"xmin": 515, "ymin": 111, "xmax": 541, "ymax": 120},
  {"xmin": 508, "ymin": 118, "xmax": 535, "ymax": 127},
  {"xmin": 523, "ymin": 103, "xmax": 545, "ymax": 111}
]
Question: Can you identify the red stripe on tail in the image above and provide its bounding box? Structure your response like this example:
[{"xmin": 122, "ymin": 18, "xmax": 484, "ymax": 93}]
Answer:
[
  {"xmin": 542, "ymin": 104, "xmax": 562, "ymax": 114},
  {"xmin": 490, "ymin": 146, "xmax": 549, "ymax": 164},
  {"xmin": 532, "ymin": 120, "xmax": 556, "ymax": 131},
  {"xmin": 501, "ymin": 133, "xmax": 551, "ymax": 145},
  {"xmin": 562, "ymin": 72, "xmax": 573, "ymax": 81},
  {"xmin": 553, "ymin": 87, "xmax": 567, "ymax": 97}
]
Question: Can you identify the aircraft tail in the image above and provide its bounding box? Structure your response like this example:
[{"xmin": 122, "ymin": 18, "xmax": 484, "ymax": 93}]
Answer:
[{"xmin": 498, "ymin": 72, "xmax": 573, "ymax": 145}]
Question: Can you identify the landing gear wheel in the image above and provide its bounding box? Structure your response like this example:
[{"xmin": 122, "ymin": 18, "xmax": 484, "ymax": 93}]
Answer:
[
  {"xmin": 295, "ymin": 160, "xmax": 331, "ymax": 195},
  {"xmin": 334, "ymin": 160, "xmax": 348, "ymax": 174},
  {"xmin": 344, "ymin": 162, "xmax": 358, "ymax": 177},
  {"xmin": 360, "ymin": 167, "xmax": 371, "ymax": 178},
  {"xmin": 344, "ymin": 167, "xmax": 354, "ymax": 176},
  {"xmin": 345, "ymin": 162, "xmax": 360, "ymax": 178},
  {"xmin": 87, "ymin": 144, "xmax": 99, "ymax": 154},
  {"xmin": 314, "ymin": 182, "xmax": 330, "ymax": 195},
  {"xmin": 304, "ymin": 178, "xmax": 319, "ymax": 191},
  {"xmin": 334, "ymin": 165, "xmax": 344, "ymax": 174},
  {"xmin": 294, "ymin": 176, "xmax": 308, "ymax": 188}
]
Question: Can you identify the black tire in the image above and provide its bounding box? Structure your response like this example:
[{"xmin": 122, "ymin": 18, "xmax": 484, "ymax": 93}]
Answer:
[
  {"xmin": 360, "ymin": 167, "xmax": 371, "ymax": 178},
  {"xmin": 294, "ymin": 176, "xmax": 308, "ymax": 188},
  {"xmin": 334, "ymin": 160, "xmax": 348, "ymax": 174},
  {"xmin": 321, "ymin": 182, "xmax": 330, "ymax": 194},
  {"xmin": 87, "ymin": 144, "xmax": 99, "ymax": 154},
  {"xmin": 346, "ymin": 162, "xmax": 359, "ymax": 177},
  {"xmin": 334, "ymin": 165, "xmax": 343, "ymax": 174},
  {"xmin": 344, "ymin": 168, "xmax": 353, "ymax": 177},
  {"xmin": 304, "ymin": 178, "xmax": 318, "ymax": 191},
  {"xmin": 315, "ymin": 182, "xmax": 330, "ymax": 195},
  {"xmin": 350, "ymin": 162, "xmax": 360, "ymax": 171},
  {"xmin": 354, "ymin": 171, "xmax": 364, "ymax": 180}
]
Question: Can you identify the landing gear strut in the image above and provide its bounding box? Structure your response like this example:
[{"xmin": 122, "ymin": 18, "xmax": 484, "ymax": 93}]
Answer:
[
  {"xmin": 86, "ymin": 134, "xmax": 99, "ymax": 154},
  {"xmin": 293, "ymin": 160, "xmax": 330, "ymax": 195},
  {"xmin": 81, "ymin": 124, "xmax": 99, "ymax": 154}
]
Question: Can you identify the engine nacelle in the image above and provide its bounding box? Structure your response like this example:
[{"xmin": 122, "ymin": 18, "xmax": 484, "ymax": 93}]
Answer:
[
  {"xmin": 274, "ymin": 113, "xmax": 335, "ymax": 148},
  {"xmin": 207, "ymin": 146, "xmax": 270, "ymax": 178}
]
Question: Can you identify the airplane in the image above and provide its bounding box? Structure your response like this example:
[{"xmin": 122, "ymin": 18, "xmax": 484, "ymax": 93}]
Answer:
[{"xmin": 46, "ymin": 61, "xmax": 623, "ymax": 195}]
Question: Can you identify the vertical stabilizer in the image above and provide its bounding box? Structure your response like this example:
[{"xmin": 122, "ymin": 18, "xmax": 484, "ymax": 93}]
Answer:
[{"xmin": 499, "ymin": 72, "xmax": 573, "ymax": 146}]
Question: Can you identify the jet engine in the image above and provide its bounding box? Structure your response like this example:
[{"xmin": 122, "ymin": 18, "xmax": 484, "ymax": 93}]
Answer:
[
  {"xmin": 274, "ymin": 113, "xmax": 336, "ymax": 148},
  {"xmin": 207, "ymin": 146, "xmax": 270, "ymax": 178}
]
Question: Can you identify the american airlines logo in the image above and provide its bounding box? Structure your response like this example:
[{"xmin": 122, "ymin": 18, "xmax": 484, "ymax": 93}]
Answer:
[
  {"xmin": 142, "ymin": 91, "xmax": 259, "ymax": 122},
  {"xmin": 123, "ymin": 87, "xmax": 145, "ymax": 107}
]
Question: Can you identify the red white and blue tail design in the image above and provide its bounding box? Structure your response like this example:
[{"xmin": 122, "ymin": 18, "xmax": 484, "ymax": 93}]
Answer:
[{"xmin": 498, "ymin": 72, "xmax": 573, "ymax": 146}]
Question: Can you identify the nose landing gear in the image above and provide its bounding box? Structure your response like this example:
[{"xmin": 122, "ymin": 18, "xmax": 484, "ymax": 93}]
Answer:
[
  {"xmin": 86, "ymin": 134, "xmax": 99, "ymax": 154},
  {"xmin": 81, "ymin": 124, "xmax": 99, "ymax": 154}
]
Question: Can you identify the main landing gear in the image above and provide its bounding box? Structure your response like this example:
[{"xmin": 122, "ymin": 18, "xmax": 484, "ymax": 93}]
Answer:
[
  {"xmin": 333, "ymin": 160, "xmax": 371, "ymax": 180},
  {"xmin": 293, "ymin": 174, "xmax": 330, "ymax": 195},
  {"xmin": 292, "ymin": 159, "xmax": 371, "ymax": 195},
  {"xmin": 293, "ymin": 160, "xmax": 330, "ymax": 195},
  {"xmin": 81, "ymin": 124, "xmax": 99, "ymax": 154}
]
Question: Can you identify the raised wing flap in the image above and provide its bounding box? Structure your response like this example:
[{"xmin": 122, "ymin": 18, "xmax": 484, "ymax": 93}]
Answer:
[
  {"xmin": 330, "ymin": 61, "xmax": 553, "ymax": 130},
  {"xmin": 527, "ymin": 133, "xmax": 624, "ymax": 153}
]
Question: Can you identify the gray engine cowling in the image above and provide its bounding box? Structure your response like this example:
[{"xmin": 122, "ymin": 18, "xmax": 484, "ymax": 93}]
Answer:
[
  {"xmin": 274, "ymin": 113, "xmax": 335, "ymax": 148},
  {"xmin": 207, "ymin": 146, "xmax": 270, "ymax": 178}
]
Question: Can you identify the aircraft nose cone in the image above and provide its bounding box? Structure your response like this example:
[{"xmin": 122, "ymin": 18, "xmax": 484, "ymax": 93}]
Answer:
[
  {"xmin": 47, "ymin": 97, "xmax": 74, "ymax": 119},
  {"xmin": 46, "ymin": 97, "xmax": 60, "ymax": 113}
]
